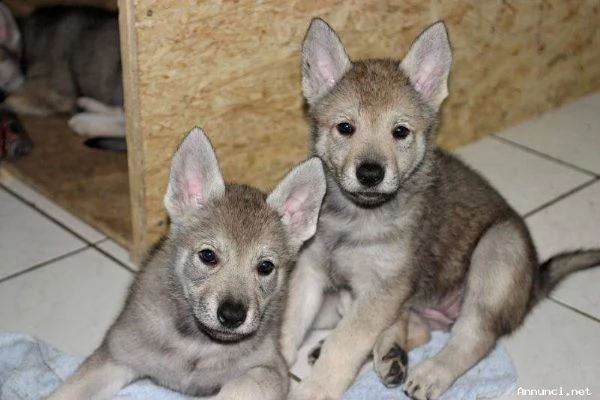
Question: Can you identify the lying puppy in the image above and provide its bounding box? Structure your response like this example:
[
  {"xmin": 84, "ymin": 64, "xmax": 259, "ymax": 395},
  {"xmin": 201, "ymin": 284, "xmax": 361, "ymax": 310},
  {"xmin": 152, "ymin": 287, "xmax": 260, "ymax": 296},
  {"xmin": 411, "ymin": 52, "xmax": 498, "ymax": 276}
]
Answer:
[
  {"xmin": 47, "ymin": 127, "xmax": 326, "ymax": 400},
  {"xmin": 281, "ymin": 18, "xmax": 600, "ymax": 400},
  {"xmin": 0, "ymin": 5, "xmax": 125, "ymax": 138}
]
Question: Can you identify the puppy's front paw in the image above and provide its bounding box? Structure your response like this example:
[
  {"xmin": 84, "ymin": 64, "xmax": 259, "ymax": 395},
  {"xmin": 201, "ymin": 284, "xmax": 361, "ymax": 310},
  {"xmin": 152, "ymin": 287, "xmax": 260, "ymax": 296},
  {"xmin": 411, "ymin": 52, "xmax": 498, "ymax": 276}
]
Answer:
[
  {"xmin": 404, "ymin": 359, "xmax": 453, "ymax": 400},
  {"xmin": 374, "ymin": 342, "xmax": 408, "ymax": 387}
]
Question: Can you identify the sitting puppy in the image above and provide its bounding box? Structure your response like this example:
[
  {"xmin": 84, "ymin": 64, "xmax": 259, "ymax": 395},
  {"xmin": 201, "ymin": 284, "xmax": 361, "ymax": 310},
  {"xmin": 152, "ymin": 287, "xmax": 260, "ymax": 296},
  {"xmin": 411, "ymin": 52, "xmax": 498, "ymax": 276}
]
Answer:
[
  {"xmin": 47, "ymin": 127, "xmax": 326, "ymax": 400},
  {"xmin": 281, "ymin": 18, "xmax": 600, "ymax": 400}
]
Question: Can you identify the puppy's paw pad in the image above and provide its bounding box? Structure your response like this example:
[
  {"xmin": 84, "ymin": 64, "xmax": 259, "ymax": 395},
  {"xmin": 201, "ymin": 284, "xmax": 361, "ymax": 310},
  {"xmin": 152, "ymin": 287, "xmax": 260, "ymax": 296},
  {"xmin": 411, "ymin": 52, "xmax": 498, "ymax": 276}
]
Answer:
[
  {"xmin": 307, "ymin": 339, "xmax": 325, "ymax": 365},
  {"xmin": 375, "ymin": 343, "xmax": 408, "ymax": 387}
]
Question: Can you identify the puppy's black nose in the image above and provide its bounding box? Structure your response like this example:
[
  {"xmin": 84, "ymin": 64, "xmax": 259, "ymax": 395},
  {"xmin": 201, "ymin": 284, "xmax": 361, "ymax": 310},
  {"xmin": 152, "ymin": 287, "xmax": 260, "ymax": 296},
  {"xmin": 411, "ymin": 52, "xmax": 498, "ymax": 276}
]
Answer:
[
  {"xmin": 356, "ymin": 162, "xmax": 385, "ymax": 187},
  {"xmin": 217, "ymin": 300, "xmax": 247, "ymax": 329}
]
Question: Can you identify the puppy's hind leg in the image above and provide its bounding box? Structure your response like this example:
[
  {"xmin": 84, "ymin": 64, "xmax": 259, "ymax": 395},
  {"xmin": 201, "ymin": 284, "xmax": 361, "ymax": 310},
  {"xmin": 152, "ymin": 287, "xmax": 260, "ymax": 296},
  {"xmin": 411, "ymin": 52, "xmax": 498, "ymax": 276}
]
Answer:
[
  {"xmin": 311, "ymin": 289, "xmax": 353, "ymax": 330},
  {"xmin": 47, "ymin": 348, "xmax": 137, "ymax": 400},
  {"xmin": 306, "ymin": 289, "xmax": 353, "ymax": 365},
  {"xmin": 404, "ymin": 219, "xmax": 534, "ymax": 400}
]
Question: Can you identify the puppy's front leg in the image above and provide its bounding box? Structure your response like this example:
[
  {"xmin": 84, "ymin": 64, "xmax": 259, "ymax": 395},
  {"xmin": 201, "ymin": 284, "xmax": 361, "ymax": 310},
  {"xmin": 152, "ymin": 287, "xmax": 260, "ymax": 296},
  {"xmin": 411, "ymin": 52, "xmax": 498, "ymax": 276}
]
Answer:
[
  {"xmin": 46, "ymin": 348, "xmax": 137, "ymax": 400},
  {"xmin": 291, "ymin": 288, "xmax": 408, "ymax": 400},
  {"xmin": 280, "ymin": 241, "xmax": 329, "ymax": 366},
  {"xmin": 213, "ymin": 363, "xmax": 289, "ymax": 400}
]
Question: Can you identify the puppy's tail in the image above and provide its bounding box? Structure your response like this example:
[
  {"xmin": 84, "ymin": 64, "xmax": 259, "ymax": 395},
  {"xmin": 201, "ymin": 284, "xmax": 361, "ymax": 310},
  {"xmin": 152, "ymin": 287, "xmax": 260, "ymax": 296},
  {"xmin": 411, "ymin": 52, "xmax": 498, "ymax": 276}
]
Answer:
[{"xmin": 537, "ymin": 249, "xmax": 600, "ymax": 299}]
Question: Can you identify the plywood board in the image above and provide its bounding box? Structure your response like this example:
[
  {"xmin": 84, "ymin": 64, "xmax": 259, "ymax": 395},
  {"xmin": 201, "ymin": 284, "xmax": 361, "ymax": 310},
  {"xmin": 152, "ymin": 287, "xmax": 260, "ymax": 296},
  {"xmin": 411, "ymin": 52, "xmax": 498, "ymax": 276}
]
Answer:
[{"xmin": 121, "ymin": 0, "xmax": 600, "ymax": 262}]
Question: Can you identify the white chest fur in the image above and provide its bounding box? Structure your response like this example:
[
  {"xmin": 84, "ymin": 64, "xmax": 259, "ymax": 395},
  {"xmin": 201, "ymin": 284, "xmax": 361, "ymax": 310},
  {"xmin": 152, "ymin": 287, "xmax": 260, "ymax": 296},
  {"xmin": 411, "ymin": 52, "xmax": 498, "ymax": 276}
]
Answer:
[{"xmin": 316, "ymin": 197, "xmax": 415, "ymax": 294}]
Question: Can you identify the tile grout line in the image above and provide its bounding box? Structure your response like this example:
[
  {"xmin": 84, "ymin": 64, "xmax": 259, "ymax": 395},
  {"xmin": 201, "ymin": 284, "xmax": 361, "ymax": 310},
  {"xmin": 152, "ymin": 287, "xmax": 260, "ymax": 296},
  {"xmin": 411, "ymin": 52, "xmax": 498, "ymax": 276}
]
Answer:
[
  {"xmin": 0, "ymin": 246, "xmax": 91, "ymax": 285},
  {"xmin": 548, "ymin": 297, "xmax": 600, "ymax": 324},
  {"xmin": 491, "ymin": 135, "xmax": 600, "ymax": 178},
  {"xmin": 0, "ymin": 183, "xmax": 101, "ymax": 245},
  {"xmin": 88, "ymin": 235, "xmax": 140, "ymax": 274},
  {"xmin": 1, "ymin": 184, "xmax": 136, "ymax": 276},
  {"xmin": 93, "ymin": 237, "xmax": 109, "ymax": 246},
  {"xmin": 92, "ymin": 243, "xmax": 137, "ymax": 274},
  {"xmin": 522, "ymin": 177, "xmax": 599, "ymax": 219}
]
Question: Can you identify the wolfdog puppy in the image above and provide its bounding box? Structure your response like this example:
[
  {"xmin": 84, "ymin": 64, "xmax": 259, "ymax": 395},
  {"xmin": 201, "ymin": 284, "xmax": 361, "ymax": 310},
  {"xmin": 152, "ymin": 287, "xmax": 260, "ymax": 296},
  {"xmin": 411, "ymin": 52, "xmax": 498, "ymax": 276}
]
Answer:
[
  {"xmin": 281, "ymin": 18, "xmax": 600, "ymax": 400},
  {"xmin": 47, "ymin": 127, "xmax": 326, "ymax": 400}
]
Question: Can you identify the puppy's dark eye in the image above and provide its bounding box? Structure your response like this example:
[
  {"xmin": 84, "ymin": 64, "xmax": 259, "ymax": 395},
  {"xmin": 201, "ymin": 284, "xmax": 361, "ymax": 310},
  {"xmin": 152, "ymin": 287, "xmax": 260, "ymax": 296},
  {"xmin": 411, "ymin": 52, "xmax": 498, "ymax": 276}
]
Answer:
[
  {"xmin": 257, "ymin": 260, "xmax": 275, "ymax": 276},
  {"xmin": 198, "ymin": 249, "xmax": 218, "ymax": 265},
  {"xmin": 392, "ymin": 125, "xmax": 410, "ymax": 140},
  {"xmin": 336, "ymin": 122, "xmax": 355, "ymax": 136}
]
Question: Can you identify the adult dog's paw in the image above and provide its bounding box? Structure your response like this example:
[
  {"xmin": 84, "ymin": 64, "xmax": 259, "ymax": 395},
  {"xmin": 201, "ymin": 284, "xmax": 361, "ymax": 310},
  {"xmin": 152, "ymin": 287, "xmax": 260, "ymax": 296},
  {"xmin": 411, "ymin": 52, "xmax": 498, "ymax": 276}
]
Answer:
[
  {"xmin": 68, "ymin": 112, "xmax": 125, "ymax": 138},
  {"xmin": 76, "ymin": 97, "xmax": 123, "ymax": 116},
  {"xmin": 404, "ymin": 359, "xmax": 453, "ymax": 400},
  {"xmin": 374, "ymin": 342, "xmax": 408, "ymax": 387},
  {"xmin": 68, "ymin": 113, "xmax": 99, "ymax": 137}
]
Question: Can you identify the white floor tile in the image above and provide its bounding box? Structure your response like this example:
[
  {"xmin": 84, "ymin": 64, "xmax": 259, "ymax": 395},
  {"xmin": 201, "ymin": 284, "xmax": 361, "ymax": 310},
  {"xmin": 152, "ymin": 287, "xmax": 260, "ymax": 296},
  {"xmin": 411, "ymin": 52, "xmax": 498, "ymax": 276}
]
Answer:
[
  {"xmin": 455, "ymin": 137, "xmax": 593, "ymax": 215},
  {"xmin": 0, "ymin": 189, "xmax": 86, "ymax": 280},
  {"xmin": 290, "ymin": 329, "xmax": 331, "ymax": 379},
  {"xmin": 0, "ymin": 248, "xmax": 133, "ymax": 356},
  {"xmin": 97, "ymin": 239, "xmax": 139, "ymax": 271},
  {"xmin": 502, "ymin": 300, "xmax": 600, "ymax": 397},
  {"xmin": 526, "ymin": 181, "xmax": 600, "ymax": 320},
  {"xmin": 0, "ymin": 176, "xmax": 105, "ymax": 242},
  {"xmin": 497, "ymin": 93, "xmax": 600, "ymax": 175}
]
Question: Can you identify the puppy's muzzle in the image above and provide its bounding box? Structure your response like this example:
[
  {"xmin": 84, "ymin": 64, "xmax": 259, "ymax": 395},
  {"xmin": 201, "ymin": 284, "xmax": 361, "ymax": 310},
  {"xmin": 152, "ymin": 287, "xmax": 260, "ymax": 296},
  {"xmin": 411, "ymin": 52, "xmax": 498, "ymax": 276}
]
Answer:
[{"xmin": 217, "ymin": 300, "xmax": 247, "ymax": 329}]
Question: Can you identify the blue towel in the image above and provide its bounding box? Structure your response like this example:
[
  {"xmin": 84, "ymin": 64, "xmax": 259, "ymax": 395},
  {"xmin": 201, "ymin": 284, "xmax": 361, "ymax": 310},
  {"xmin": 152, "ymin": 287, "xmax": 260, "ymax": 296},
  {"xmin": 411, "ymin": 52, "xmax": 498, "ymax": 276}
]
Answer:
[
  {"xmin": 0, "ymin": 332, "xmax": 515, "ymax": 399},
  {"xmin": 0, "ymin": 333, "xmax": 193, "ymax": 399},
  {"xmin": 342, "ymin": 331, "xmax": 516, "ymax": 400}
]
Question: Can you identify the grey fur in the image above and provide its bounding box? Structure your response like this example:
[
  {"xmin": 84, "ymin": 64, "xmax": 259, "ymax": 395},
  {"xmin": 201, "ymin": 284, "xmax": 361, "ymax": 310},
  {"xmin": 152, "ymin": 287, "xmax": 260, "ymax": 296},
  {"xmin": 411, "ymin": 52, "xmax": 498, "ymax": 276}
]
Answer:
[
  {"xmin": 47, "ymin": 127, "xmax": 326, "ymax": 400},
  {"xmin": 0, "ymin": 3, "xmax": 23, "ymax": 92},
  {"xmin": 282, "ymin": 18, "xmax": 600, "ymax": 400},
  {"xmin": 0, "ymin": 6, "xmax": 125, "ymax": 137},
  {"xmin": 1, "ymin": 6, "xmax": 121, "ymax": 114}
]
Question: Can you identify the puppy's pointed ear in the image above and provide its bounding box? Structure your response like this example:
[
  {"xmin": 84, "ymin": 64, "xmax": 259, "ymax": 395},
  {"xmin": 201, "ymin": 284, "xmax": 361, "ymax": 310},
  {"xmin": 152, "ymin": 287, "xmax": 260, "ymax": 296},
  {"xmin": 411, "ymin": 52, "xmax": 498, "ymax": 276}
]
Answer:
[
  {"xmin": 302, "ymin": 18, "xmax": 351, "ymax": 106},
  {"xmin": 164, "ymin": 127, "xmax": 225, "ymax": 222},
  {"xmin": 267, "ymin": 158, "xmax": 326, "ymax": 251},
  {"xmin": 400, "ymin": 21, "xmax": 452, "ymax": 110}
]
